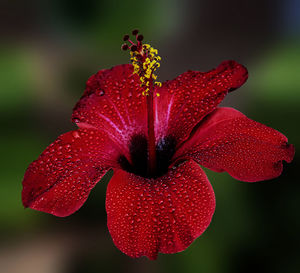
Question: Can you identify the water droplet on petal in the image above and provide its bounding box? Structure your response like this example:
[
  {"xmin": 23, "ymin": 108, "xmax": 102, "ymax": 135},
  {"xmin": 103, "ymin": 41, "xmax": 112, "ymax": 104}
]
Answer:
[
  {"xmin": 72, "ymin": 131, "xmax": 80, "ymax": 138},
  {"xmin": 175, "ymin": 172, "xmax": 181, "ymax": 178}
]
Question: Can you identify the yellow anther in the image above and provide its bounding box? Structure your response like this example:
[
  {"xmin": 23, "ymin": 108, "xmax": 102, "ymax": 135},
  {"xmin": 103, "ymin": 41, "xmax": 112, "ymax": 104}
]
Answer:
[{"xmin": 127, "ymin": 42, "xmax": 161, "ymax": 96}]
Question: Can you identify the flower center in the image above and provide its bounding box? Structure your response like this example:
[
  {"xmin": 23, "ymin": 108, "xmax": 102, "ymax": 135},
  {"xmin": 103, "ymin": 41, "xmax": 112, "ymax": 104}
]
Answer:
[
  {"xmin": 122, "ymin": 30, "xmax": 162, "ymax": 177},
  {"xmin": 118, "ymin": 134, "xmax": 177, "ymax": 179}
]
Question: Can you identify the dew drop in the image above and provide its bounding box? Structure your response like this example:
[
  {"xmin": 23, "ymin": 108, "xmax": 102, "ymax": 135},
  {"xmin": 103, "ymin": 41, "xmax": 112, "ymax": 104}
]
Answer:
[
  {"xmin": 72, "ymin": 131, "xmax": 80, "ymax": 139},
  {"xmin": 175, "ymin": 172, "xmax": 181, "ymax": 178}
]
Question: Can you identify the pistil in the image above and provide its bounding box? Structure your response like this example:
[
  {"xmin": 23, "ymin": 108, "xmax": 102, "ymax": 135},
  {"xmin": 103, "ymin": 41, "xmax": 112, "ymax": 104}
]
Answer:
[
  {"xmin": 146, "ymin": 76, "xmax": 156, "ymax": 175},
  {"xmin": 122, "ymin": 30, "xmax": 162, "ymax": 176}
]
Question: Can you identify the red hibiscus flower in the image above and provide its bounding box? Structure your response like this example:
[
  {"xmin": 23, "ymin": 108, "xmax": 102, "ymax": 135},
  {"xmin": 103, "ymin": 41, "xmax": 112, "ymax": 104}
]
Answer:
[{"xmin": 22, "ymin": 30, "xmax": 294, "ymax": 260}]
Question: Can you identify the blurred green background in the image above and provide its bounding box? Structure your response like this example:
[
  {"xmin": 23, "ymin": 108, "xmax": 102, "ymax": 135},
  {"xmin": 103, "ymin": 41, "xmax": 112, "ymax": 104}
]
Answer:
[{"xmin": 0, "ymin": 0, "xmax": 299, "ymax": 272}]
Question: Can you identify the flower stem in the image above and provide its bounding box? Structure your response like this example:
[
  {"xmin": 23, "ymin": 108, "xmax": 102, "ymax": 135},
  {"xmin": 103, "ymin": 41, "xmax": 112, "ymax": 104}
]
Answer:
[{"xmin": 147, "ymin": 79, "xmax": 156, "ymax": 176}]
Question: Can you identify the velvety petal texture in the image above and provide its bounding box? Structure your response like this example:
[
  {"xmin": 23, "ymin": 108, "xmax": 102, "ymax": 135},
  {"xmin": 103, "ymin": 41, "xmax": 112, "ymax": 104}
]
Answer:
[
  {"xmin": 72, "ymin": 64, "xmax": 148, "ymax": 148},
  {"xmin": 175, "ymin": 107, "xmax": 295, "ymax": 182},
  {"xmin": 154, "ymin": 61, "xmax": 248, "ymax": 145},
  {"xmin": 106, "ymin": 160, "xmax": 215, "ymax": 259},
  {"xmin": 22, "ymin": 129, "xmax": 120, "ymax": 217}
]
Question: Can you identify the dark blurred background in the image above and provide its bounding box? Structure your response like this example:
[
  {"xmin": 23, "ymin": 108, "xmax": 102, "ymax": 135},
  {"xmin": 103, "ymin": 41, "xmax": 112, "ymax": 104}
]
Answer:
[{"xmin": 0, "ymin": 0, "xmax": 299, "ymax": 272}]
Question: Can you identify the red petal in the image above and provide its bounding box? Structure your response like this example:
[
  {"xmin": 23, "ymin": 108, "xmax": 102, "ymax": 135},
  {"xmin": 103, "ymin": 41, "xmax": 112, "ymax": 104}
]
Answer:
[
  {"xmin": 72, "ymin": 64, "xmax": 147, "ymax": 147},
  {"xmin": 155, "ymin": 60, "xmax": 248, "ymax": 145},
  {"xmin": 175, "ymin": 107, "xmax": 295, "ymax": 182},
  {"xmin": 22, "ymin": 129, "xmax": 120, "ymax": 217},
  {"xmin": 106, "ymin": 160, "xmax": 215, "ymax": 259}
]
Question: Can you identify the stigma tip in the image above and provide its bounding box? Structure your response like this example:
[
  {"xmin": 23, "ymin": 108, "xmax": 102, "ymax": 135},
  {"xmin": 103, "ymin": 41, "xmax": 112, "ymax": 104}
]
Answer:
[
  {"xmin": 137, "ymin": 34, "xmax": 144, "ymax": 42},
  {"xmin": 121, "ymin": 44, "xmax": 129, "ymax": 51},
  {"xmin": 123, "ymin": 34, "xmax": 129, "ymax": 41},
  {"xmin": 131, "ymin": 45, "xmax": 138, "ymax": 52},
  {"xmin": 132, "ymin": 29, "xmax": 139, "ymax": 35}
]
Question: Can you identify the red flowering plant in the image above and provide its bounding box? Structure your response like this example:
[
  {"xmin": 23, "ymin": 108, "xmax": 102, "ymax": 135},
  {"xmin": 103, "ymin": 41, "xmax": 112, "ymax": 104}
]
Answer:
[{"xmin": 22, "ymin": 30, "xmax": 294, "ymax": 259}]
